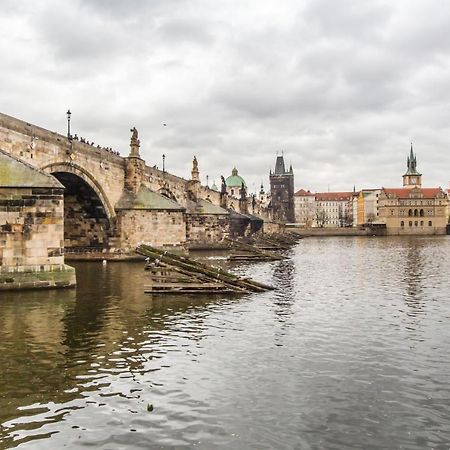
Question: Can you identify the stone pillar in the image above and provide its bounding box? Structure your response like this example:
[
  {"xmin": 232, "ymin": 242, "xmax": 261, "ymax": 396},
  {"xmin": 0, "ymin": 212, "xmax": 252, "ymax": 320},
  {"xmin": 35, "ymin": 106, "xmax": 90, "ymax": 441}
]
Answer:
[{"xmin": 124, "ymin": 127, "xmax": 145, "ymax": 193}]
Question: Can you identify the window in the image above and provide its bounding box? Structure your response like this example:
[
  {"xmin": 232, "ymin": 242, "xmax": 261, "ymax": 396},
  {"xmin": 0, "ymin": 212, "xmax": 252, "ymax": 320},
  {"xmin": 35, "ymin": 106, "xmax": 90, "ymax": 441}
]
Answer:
[
  {"xmin": 400, "ymin": 221, "xmax": 404, "ymax": 227},
  {"xmin": 414, "ymin": 221, "xmax": 418, "ymax": 227},
  {"xmin": 420, "ymin": 221, "xmax": 423, "ymax": 226},
  {"xmin": 420, "ymin": 209, "xmax": 424, "ymax": 217},
  {"xmin": 429, "ymin": 221, "xmax": 432, "ymax": 226},
  {"xmin": 414, "ymin": 209, "xmax": 418, "ymax": 216},
  {"xmin": 409, "ymin": 221, "xmax": 413, "ymax": 227},
  {"xmin": 408, "ymin": 209, "xmax": 413, "ymax": 216}
]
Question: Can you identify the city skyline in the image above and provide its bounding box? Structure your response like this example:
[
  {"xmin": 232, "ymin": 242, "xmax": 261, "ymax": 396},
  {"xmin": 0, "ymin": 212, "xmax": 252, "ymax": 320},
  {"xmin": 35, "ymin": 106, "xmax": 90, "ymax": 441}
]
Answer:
[{"xmin": 2, "ymin": 0, "xmax": 450, "ymax": 191}]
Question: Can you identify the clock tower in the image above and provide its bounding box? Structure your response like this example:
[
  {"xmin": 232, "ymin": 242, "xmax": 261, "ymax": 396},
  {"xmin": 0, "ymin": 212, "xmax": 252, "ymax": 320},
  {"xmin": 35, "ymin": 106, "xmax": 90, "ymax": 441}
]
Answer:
[{"xmin": 403, "ymin": 144, "xmax": 422, "ymax": 188}]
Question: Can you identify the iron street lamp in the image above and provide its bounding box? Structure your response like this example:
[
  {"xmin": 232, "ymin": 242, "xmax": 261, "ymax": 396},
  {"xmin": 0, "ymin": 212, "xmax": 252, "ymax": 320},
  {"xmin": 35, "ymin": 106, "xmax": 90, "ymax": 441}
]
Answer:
[
  {"xmin": 162, "ymin": 154, "xmax": 166, "ymax": 173},
  {"xmin": 66, "ymin": 109, "xmax": 72, "ymax": 139}
]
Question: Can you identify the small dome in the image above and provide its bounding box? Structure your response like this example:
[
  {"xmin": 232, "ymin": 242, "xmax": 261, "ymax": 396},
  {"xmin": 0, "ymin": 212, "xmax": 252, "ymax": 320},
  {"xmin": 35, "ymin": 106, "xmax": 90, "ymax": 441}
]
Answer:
[
  {"xmin": 225, "ymin": 167, "xmax": 246, "ymax": 188},
  {"xmin": 211, "ymin": 181, "xmax": 218, "ymax": 191}
]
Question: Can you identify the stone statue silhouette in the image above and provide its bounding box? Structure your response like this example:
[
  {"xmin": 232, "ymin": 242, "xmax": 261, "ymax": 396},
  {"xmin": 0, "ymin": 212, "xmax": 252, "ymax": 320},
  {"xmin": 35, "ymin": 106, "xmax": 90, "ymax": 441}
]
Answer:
[
  {"xmin": 130, "ymin": 127, "xmax": 140, "ymax": 146},
  {"xmin": 221, "ymin": 175, "xmax": 227, "ymax": 194},
  {"xmin": 193, "ymin": 156, "xmax": 198, "ymax": 171},
  {"xmin": 240, "ymin": 181, "xmax": 247, "ymax": 200}
]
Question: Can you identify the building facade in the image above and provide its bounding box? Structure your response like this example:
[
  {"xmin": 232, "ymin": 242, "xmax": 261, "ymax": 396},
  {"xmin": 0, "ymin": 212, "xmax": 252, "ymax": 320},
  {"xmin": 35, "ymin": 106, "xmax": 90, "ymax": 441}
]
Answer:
[
  {"xmin": 378, "ymin": 147, "xmax": 449, "ymax": 234},
  {"xmin": 294, "ymin": 189, "xmax": 315, "ymax": 226},
  {"xmin": 314, "ymin": 192, "xmax": 354, "ymax": 227},
  {"xmin": 354, "ymin": 189, "xmax": 381, "ymax": 226},
  {"xmin": 294, "ymin": 189, "xmax": 354, "ymax": 227}
]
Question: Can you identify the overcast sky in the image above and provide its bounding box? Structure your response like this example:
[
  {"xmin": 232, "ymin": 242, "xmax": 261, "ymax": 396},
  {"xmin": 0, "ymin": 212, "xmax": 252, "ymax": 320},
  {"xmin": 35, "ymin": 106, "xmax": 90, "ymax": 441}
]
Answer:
[{"xmin": 1, "ymin": 0, "xmax": 450, "ymax": 193}]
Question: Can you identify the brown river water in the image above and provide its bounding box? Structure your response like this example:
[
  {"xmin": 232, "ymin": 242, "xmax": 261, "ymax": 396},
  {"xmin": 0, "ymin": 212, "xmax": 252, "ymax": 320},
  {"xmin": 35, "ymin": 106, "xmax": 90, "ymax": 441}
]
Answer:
[{"xmin": 1, "ymin": 236, "xmax": 450, "ymax": 449}]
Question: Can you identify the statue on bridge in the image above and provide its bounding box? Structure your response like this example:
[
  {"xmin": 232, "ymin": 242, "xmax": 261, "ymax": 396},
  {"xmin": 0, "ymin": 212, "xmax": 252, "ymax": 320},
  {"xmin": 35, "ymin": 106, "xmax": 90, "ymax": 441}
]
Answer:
[
  {"xmin": 130, "ymin": 127, "xmax": 140, "ymax": 145},
  {"xmin": 191, "ymin": 156, "xmax": 200, "ymax": 181},
  {"xmin": 220, "ymin": 175, "xmax": 227, "ymax": 195},
  {"xmin": 129, "ymin": 127, "xmax": 140, "ymax": 157}
]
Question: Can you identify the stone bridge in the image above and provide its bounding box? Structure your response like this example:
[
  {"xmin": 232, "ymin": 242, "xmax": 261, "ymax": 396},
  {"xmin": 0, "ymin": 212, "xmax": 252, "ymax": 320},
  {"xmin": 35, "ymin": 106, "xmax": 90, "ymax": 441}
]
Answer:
[{"xmin": 0, "ymin": 112, "xmax": 267, "ymax": 253}]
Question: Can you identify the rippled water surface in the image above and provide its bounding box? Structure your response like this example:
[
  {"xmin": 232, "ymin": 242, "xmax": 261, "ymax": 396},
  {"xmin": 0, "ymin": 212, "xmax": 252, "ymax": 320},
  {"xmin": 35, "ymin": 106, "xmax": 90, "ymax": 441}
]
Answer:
[{"xmin": 1, "ymin": 236, "xmax": 450, "ymax": 449}]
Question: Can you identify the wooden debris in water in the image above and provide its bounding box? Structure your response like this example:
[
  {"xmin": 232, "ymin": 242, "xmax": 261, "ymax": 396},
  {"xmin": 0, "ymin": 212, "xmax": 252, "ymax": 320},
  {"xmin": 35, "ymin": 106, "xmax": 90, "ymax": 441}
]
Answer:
[
  {"xmin": 225, "ymin": 238, "xmax": 285, "ymax": 261},
  {"xmin": 137, "ymin": 244, "xmax": 275, "ymax": 294},
  {"xmin": 226, "ymin": 232, "xmax": 302, "ymax": 261}
]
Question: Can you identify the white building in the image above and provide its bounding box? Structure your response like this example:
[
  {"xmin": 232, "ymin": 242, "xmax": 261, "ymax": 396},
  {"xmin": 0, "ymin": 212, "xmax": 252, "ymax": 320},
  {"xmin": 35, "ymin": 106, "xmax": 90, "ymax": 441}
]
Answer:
[
  {"xmin": 315, "ymin": 192, "xmax": 354, "ymax": 227},
  {"xmin": 294, "ymin": 189, "xmax": 355, "ymax": 227},
  {"xmin": 294, "ymin": 189, "xmax": 315, "ymax": 226}
]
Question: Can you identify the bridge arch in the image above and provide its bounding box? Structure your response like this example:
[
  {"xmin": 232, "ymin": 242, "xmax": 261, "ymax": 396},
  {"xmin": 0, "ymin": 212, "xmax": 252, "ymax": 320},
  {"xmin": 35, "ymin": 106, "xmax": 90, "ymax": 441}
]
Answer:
[
  {"xmin": 42, "ymin": 162, "xmax": 116, "ymax": 250},
  {"xmin": 41, "ymin": 162, "xmax": 115, "ymax": 219}
]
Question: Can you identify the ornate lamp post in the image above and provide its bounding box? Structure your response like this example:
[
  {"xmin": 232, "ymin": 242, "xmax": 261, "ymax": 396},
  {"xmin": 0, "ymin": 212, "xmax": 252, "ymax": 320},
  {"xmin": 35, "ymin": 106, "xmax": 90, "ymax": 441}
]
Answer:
[
  {"xmin": 162, "ymin": 154, "xmax": 166, "ymax": 173},
  {"xmin": 66, "ymin": 109, "xmax": 72, "ymax": 139}
]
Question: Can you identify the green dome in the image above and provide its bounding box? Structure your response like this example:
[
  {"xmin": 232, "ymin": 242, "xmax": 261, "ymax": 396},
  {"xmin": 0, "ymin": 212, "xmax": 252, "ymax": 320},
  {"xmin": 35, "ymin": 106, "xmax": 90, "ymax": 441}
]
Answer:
[
  {"xmin": 211, "ymin": 182, "xmax": 218, "ymax": 191},
  {"xmin": 225, "ymin": 167, "xmax": 246, "ymax": 188}
]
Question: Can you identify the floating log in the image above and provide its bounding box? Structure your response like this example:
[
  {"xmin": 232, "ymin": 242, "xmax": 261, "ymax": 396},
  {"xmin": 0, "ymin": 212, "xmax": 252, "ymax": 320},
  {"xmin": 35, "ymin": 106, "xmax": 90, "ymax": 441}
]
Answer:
[
  {"xmin": 137, "ymin": 245, "xmax": 274, "ymax": 294},
  {"xmin": 225, "ymin": 238, "xmax": 285, "ymax": 261}
]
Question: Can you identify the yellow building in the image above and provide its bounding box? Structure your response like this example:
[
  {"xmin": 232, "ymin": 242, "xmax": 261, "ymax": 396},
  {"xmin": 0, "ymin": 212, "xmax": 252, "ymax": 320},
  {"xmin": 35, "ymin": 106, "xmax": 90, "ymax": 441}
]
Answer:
[
  {"xmin": 356, "ymin": 189, "xmax": 381, "ymax": 225},
  {"xmin": 378, "ymin": 147, "xmax": 449, "ymax": 235}
]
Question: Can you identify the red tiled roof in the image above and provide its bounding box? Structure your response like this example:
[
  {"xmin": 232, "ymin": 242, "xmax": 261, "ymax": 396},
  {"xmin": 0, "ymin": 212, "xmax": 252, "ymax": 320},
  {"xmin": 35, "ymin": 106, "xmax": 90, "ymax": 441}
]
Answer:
[
  {"xmin": 315, "ymin": 192, "xmax": 354, "ymax": 201},
  {"xmin": 294, "ymin": 188, "xmax": 314, "ymax": 196},
  {"xmin": 381, "ymin": 187, "xmax": 443, "ymax": 198}
]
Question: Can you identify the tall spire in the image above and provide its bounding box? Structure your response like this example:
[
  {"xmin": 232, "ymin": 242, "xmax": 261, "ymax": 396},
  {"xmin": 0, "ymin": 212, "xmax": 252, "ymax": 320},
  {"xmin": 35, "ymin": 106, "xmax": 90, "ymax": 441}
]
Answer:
[
  {"xmin": 406, "ymin": 142, "xmax": 419, "ymax": 175},
  {"xmin": 403, "ymin": 142, "xmax": 422, "ymax": 187}
]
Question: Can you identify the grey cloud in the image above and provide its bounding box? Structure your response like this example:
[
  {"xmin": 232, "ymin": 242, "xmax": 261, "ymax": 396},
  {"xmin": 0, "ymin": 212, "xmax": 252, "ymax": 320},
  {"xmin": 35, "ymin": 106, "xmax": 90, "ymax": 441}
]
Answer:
[{"xmin": 1, "ymin": 0, "xmax": 450, "ymax": 193}]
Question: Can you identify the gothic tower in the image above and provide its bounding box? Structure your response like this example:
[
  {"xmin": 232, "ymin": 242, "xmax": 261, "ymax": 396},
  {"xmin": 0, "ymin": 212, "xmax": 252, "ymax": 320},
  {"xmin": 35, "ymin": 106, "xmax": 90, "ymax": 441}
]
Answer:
[
  {"xmin": 403, "ymin": 144, "xmax": 422, "ymax": 188},
  {"xmin": 269, "ymin": 155, "xmax": 295, "ymax": 223}
]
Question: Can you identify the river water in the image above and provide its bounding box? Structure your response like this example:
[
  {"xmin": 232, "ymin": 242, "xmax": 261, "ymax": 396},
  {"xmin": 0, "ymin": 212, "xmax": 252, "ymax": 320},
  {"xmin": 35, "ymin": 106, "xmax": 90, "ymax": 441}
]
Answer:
[{"xmin": 1, "ymin": 236, "xmax": 450, "ymax": 449}]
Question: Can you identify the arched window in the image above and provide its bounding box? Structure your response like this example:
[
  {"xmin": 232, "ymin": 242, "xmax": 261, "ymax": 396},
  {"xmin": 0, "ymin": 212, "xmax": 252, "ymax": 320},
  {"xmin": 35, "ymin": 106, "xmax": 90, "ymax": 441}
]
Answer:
[
  {"xmin": 414, "ymin": 221, "xmax": 418, "ymax": 227},
  {"xmin": 409, "ymin": 221, "xmax": 413, "ymax": 227},
  {"xmin": 428, "ymin": 221, "xmax": 432, "ymax": 226},
  {"xmin": 400, "ymin": 221, "xmax": 404, "ymax": 227},
  {"xmin": 408, "ymin": 209, "xmax": 413, "ymax": 216},
  {"xmin": 420, "ymin": 221, "xmax": 423, "ymax": 226},
  {"xmin": 414, "ymin": 209, "xmax": 418, "ymax": 216},
  {"xmin": 419, "ymin": 209, "xmax": 424, "ymax": 217}
]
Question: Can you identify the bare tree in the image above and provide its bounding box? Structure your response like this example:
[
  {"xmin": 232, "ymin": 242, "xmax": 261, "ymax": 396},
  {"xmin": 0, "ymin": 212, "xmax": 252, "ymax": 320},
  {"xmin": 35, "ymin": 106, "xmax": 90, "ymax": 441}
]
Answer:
[{"xmin": 315, "ymin": 209, "xmax": 328, "ymax": 228}]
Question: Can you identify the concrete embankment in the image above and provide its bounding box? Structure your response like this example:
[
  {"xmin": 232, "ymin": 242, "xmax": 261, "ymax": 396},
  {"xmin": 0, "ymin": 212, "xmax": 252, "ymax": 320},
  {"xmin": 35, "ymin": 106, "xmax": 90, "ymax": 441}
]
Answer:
[{"xmin": 287, "ymin": 226, "xmax": 386, "ymax": 237}]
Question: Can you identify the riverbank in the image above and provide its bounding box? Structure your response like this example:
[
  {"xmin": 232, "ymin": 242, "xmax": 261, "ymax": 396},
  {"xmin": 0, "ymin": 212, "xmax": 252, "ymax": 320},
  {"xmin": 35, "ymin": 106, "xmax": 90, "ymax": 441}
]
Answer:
[{"xmin": 287, "ymin": 225, "xmax": 386, "ymax": 237}]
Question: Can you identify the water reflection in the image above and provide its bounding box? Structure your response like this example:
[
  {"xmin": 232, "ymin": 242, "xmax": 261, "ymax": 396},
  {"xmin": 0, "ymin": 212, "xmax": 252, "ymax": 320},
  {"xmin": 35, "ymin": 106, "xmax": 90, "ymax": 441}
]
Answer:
[
  {"xmin": 402, "ymin": 238, "xmax": 426, "ymax": 313},
  {"xmin": 0, "ymin": 237, "xmax": 450, "ymax": 449}
]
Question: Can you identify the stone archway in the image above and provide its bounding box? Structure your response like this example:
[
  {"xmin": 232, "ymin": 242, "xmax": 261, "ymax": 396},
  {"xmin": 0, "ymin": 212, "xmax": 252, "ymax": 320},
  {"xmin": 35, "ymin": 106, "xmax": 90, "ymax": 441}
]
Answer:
[
  {"xmin": 42, "ymin": 163, "xmax": 115, "ymax": 250},
  {"xmin": 41, "ymin": 162, "xmax": 115, "ymax": 219}
]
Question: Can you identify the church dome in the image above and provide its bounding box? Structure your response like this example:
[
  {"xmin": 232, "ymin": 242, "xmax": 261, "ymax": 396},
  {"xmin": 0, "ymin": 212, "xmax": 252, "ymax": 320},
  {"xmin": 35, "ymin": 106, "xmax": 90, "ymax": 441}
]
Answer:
[{"xmin": 225, "ymin": 167, "xmax": 246, "ymax": 188}]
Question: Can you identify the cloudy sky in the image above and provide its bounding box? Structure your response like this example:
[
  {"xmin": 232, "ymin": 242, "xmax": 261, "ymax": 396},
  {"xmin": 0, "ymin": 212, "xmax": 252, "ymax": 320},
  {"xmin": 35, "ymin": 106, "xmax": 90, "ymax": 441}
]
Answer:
[{"xmin": 1, "ymin": 0, "xmax": 450, "ymax": 193}]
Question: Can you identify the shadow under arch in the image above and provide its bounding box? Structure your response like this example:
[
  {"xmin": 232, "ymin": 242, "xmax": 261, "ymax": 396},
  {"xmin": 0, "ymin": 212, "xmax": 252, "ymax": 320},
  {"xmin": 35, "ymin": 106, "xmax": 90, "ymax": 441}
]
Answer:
[
  {"xmin": 42, "ymin": 162, "xmax": 115, "ymax": 249},
  {"xmin": 41, "ymin": 162, "xmax": 115, "ymax": 219}
]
